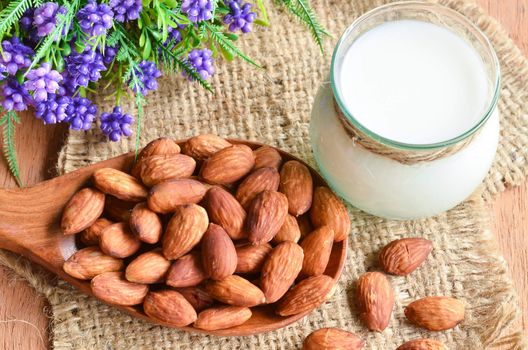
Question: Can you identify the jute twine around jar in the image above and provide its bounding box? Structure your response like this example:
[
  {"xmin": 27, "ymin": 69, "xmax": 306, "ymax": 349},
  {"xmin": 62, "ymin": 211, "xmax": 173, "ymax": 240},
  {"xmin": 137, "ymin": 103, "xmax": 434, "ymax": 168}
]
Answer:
[{"xmin": 333, "ymin": 98, "xmax": 479, "ymax": 165}]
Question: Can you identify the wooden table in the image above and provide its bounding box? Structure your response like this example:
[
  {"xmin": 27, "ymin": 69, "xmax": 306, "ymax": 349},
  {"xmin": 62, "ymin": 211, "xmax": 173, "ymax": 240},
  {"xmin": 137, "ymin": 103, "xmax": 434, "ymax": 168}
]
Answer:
[{"xmin": 1, "ymin": 1, "xmax": 527, "ymax": 348}]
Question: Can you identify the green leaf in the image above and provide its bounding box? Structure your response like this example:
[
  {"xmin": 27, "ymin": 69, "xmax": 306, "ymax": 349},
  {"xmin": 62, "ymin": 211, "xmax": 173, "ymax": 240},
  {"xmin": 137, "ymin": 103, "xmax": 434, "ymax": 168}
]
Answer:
[
  {"xmin": 142, "ymin": 36, "xmax": 152, "ymax": 59},
  {"xmin": 163, "ymin": 0, "xmax": 177, "ymax": 8},
  {"xmin": 139, "ymin": 31, "xmax": 146, "ymax": 47},
  {"xmin": 0, "ymin": 110, "xmax": 23, "ymax": 187},
  {"xmin": 255, "ymin": 0, "xmax": 270, "ymax": 26}
]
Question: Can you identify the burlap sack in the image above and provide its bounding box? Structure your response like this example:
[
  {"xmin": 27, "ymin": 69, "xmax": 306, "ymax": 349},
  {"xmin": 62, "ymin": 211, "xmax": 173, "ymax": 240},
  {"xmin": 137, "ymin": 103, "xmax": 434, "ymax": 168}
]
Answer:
[{"xmin": 1, "ymin": 0, "xmax": 527, "ymax": 348}]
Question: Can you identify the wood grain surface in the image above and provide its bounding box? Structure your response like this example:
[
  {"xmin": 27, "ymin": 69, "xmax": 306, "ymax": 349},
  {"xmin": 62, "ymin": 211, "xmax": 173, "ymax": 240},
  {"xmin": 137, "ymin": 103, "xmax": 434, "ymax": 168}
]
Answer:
[{"xmin": 0, "ymin": 1, "xmax": 526, "ymax": 348}]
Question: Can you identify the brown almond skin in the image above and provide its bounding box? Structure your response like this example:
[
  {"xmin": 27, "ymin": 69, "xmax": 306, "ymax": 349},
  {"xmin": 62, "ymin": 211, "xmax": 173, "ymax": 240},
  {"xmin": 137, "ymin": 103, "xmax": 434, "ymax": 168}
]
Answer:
[
  {"xmin": 200, "ymin": 144, "xmax": 255, "ymax": 184},
  {"xmin": 276, "ymin": 275, "xmax": 334, "ymax": 316},
  {"xmin": 201, "ymin": 224, "xmax": 237, "ymax": 281},
  {"xmin": 236, "ymin": 167, "xmax": 281, "ymax": 209},
  {"xmin": 93, "ymin": 168, "xmax": 148, "ymax": 202},
  {"xmin": 310, "ymin": 187, "xmax": 350, "ymax": 242},
  {"xmin": 125, "ymin": 249, "xmax": 171, "ymax": 284},
  {"xmin": 104, "ymin": 196, "xmax": 135, "ymax": 222},
  {"xmin": 147, "ymin": 179, "xmax": 207, "ymax": 214},
  {"xmin": 80, "ymin": 217, "xmax": 113, "ymax": 245},
  {"xmin": 405, "ymin": 296, "xmax": 465, "ymax": 331},
  {"xmin": 279, "ymin": 160, "xmax": 313, "ymax": 216},
  {"xmin": 205, "ymin": 275, "xmax": 265, "ymax": 307},
  {"xmin": 143, "ymin": 290, "xmax": 197, "ymax": 327},
  {"xmin": 61, "ymin": 188, "xmax": 105, "ymax": 235},
  {"xmin": 379, "ymin": 238, "xmax": 433, "ymax": 276},
  {"xmin": 139, "ymin": 154, "xmax": 196, "ymax": 187},
  {"xmin": 91, "ymin": 272, "xmax": 148, "ymax": 306},
  {"xmin": 131, "ymin": 138, "xmax": 181, "ymax": 178},
  {"xmin": 182, "ymin": 134, "xmax": 232, "ymax": 160},
  {"xmin": 194, "ymin": 306, "xmax": 252, "ymax": 331},
  {"xmin": 303, "ymin": 328, "xmax": 365, "ymax": 350},
  {"xmin": 272, "ymin": 214, "xmax": 301, "ymax": 244},
  {"xmin": 235, "ymin": 243, "xmax": 272, "ymax": 274},
  {"xmin": 297, "ymin": 215, "xmax": 313, "ymax": 240},
  {"xmin": 356, "ymin": 272, "xmax": 394, "ymax": 332},
  {"xmin": 166, "ymin": 253, "xmax": 209, "ymax": 288},
  {"xmin": 246, "ymin": 190, "xmax": 289, "ymax": 245},
  {"xmin": 129, "ymin": 202, "xmax": 162, "ymax": 244},
  {"xmin": 261, "ymin": 241, "xmax": 304, "ymax": 303},
  {"xmin": 162, "ymin": 204, "xmax": 209, "ymax": 259},
  {"xmin": 99, "ymin": 222, "xmax": 141, "ymax": 258},
  {"xmin": 300, "ymin": 226, "xmax": 334, "ymax": 278},
  {"xmin": 396, "ymin": 339, "xmax": 447, "ymax": 350},
  {"xmin": 253, "ymin": 146, "xmax": 282, "ymax": 170},
  {"xmin": 63, "ymin": 247, "xmax": 123, "ymax": 280},
  {"xmin": 174, "ymin": 287, "xmax": 214, "ymax": 312},
  {"xmin": 203, "ymin": 186, "xmax": 247, "ymax": 240}
]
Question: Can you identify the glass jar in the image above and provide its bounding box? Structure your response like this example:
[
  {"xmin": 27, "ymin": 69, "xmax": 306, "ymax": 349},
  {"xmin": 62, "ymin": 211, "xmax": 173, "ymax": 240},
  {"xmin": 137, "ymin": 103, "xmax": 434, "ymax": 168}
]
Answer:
[{"xmin": 310, "ymin": 1, "xmax": 501, "ymax": 220}]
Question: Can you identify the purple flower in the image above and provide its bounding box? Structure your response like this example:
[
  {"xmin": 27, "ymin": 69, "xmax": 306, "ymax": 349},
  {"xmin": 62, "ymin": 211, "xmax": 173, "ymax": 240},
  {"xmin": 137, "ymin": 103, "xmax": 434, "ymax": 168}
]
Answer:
[
  {"xmin": 33, "ymin": 2, "xmax": 67, "ymax": 37},
  {"xmin": 77, "ymin": 0, "xmax": 114, "ymax": 37},
  {"xmin": 181, "ymin": 0, "xmax": 212, "ymax": 22},
  {"xmin": 0, "ymin": 38, "xmax": 34, "ymax": 75},
  {"xmin": 100, "ymin": 106, "xmax": 134, "ymax": 141},
  {"xmin": 184, "ymin": 49, "xmax": 214, "ymax": 81},
  {"xmin": 64, "ymin": 96, "xmax": 97, "ymax": 130},
  {"xmin": 1, "ymin": 78, "xmax": 33, "ymax": 111},
  {"xmin": 24, "ymin": 62, "xmax": 63, "ymax": 102},
  {"xmin": 35, "ymin": 93, "xmax": 70, "ymax": 124},
  {"xmin": 21, "ymin": 8, "xmax": 35, "ymax": 31},
  {"xmin": 102, "ymin": 45, "xmax": 118, "ymax": 65},
  {"xmin": 64, "ymin": 48, "xmax": 106, "ymax": 88},
  {"xmin": 0, "ymin": 63, "xmax": 6, "ymax": 81},
  {"xmin": 130, "ymin": 60, "xmax": 161, "ymax": 96},
  {"xmin": 223, "ymin": 0, "xmax": 256, "ymax": 33},
  {"xmin": 109, "ymin": 0, "xmax": 142, "ymax": 22}
]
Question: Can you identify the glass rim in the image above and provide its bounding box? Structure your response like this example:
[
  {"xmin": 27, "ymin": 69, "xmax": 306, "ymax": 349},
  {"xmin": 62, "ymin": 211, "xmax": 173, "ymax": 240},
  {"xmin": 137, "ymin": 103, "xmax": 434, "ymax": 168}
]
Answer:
[{"xmin": 330, "ymin": 1, "xmax": 501, "ymax": 150}]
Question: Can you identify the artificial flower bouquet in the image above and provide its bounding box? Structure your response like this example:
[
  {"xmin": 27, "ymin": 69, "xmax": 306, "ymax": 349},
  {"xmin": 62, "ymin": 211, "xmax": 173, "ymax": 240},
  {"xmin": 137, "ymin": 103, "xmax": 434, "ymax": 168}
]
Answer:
[{"xmin": 0, "ymin": 0, "xmax": 326, "ymax": 185}]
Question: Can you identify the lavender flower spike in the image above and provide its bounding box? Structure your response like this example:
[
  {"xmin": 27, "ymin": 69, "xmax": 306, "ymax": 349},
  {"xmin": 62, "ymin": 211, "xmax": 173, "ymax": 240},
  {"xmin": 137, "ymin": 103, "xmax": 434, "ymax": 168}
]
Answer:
[
  {"xmin": 77, "ymin": 0, "xmax": 114, "ymax": 37},
  {"xmin": 184, "ymin": 49, "xmax": 215, "ymax": 81},
  {"xmin": 181, "ymin": 0, "xmax": 212, "ymax": 23},
  {"xmin": 223, "ymin": 0, "xmax": 256, "ymax": 33},
  {"xmin": 109, "ymin": 0, "xmax": 142, "ymax": 22},
  {"xmin": 100, "ymin": 106, "xmax": 134, "ymax": 141},
  {"xmin": 2, "ymin": 78, "xmax": 33, "ymax": 111},
  {"xmin": 33, "ymin": 2, "xmax": 67, "ymax": 37},
  {"xmin": 0, "ymin": 38, "xmax": 34, "ymax": 76},
  {"xmin": 25, "ymin": 62, "xmax": 63, "ymax": 102},
  {"xmin": 131, "ymin": 60, "xmax": 161, "ymax": 96},
  {"xmin": 64, "ymin": 97, "xmax": 97, "ymax": 131}
]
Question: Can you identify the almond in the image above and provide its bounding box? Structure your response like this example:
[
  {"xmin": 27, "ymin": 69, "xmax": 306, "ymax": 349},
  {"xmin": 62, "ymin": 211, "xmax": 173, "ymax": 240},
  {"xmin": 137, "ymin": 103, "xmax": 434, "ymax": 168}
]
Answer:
[
  {"xmin": 276, "ymin": 275, "xmax": 334, "ymax": 316},
  {"xmin": 148, "ymin": 179, "xmax": 207, "ymax": 214},
  {"xmin": 91, "ymin": 271, "xmax": 148, "ymax": 306},
  {"xmin": 206, "ymin": 275, "xmax": 265, "ymax": 307},
  {"xmin": 253, "ymin": 146, "xmax": 282, "ymax": 170},
  {"xmin": 143, "ymin": 290, "xmax": 197, "ymax": 327},
  {"xmin": 166, "ymin": 253, "xmax": 209, "ymax": 288},
  {"xmin": 80, "ymin": 217, "xmax": 113, "ymax": 245},
  {"xmin": 310, "ymin": 187, "xmax": 350, "ymax": 242},
  {"xmin": 162, "ymin": 204, "xmax": 209, "ymax": 259},
  {"xmin": 246, "ymin": 190, "xmax": 289, "ymax": 245},
  {"xmin": 303, "ymin": 328, "xmax": 364, "ymax": 350},
  {"xmin": 200, "ymin": 144, "xmax": 255, "ymax": 184},
  {"xmin": 61, "ymin": 188, "xmax": 105, "ymax": 235},
  {"xmin": 235, "ymin": 167, "xmax": 280, "ymax": 209},
  {"xmin": 131, "ymin": 137, "xmax": 181, "ymax": 178},
  {"xmin": 203, "ymin": 186, "xmax": 247, "ymax": 240},
  {"xmin": 261, "ymin": 241, "xmax": 304, "ymax": 303},
  {"xmin": 125, "ymin": 249, "xmax": 171, "ymax": 284},
  {"xmin": 379, "ymin": 238, "xmax": 433, "ymax": 276},
  {"xmin": 104, "ymin": 196, "xmax": 135, "ymax": 222},
  {"xmin": 139, "ymin": 154, "xmax": 196, "ymax": 187},
  {"xmin": 93, "ymin": 168, "xmax": 148, "ymax": 202},
  {"xmin": 396, "ymin": 339, "xmax": 447, "ymax": 350},
  {"xmin": 356, "ymin": 271, "xmax": 394, "ymax": 332},
  {"xmin": 297, "ymin": 215, "xmax": 313, "ymax": 240},
  {"xmin": 300, "ymin": 226, "xmax": 334, "ymax": 278},
  {"xmin": 99, "ymin": 222, "xmax": 141, "ymax": 258},
  {"xmin": 194, "ymin": 306, "xmax": 252, "ymax": 331},
  {"xmin": 182, "ymin": 134, "xmax": 232, "ymax": 160},
  {"xmin": 129, "ymin": 202, "xmax": 163, "ymax": 244},
  {"xmin": 174, "ymin": 287, "xmax": 214, "ymax": 312},
  {"xmin": 279, "ymin": 160, "xmax": 313, "ymax": 216},
  {"xmin": 201, "ymin": 224, "xmax": 237, "ymax": 280},
  {"xmin": 235, "ymin": 243, "xmax": 272, "ymax": 274},
  {"xmin": 63, "ymin": 246, "xmax": 123, "ymax": 280},
  {"xmin": 405, "ymin": 296, "xmax": 465, "ymax": 331},
  {"xmin": 272, "ymin": 214, "xmax": 301, "ymax": 244}
]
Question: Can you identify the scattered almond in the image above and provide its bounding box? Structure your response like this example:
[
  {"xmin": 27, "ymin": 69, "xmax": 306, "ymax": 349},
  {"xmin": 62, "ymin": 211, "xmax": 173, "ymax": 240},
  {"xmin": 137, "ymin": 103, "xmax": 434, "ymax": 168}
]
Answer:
[
  {"xmin": 300, "ymin": 226, "xmax": 334, "ymax": 277},
  {"xmin": 235, "ymin": 243, "xmax": 272, "ymax": 274},
  {"xmin": 99, "ymin": 222, "xmax": 141, "ymax": 258},
  {"xmin": 182, "ymin": 134, "xmax": 232, "ymax": 160},
  {"xmin": 236, "ymin": 167, "xmax": 281, "ymax": 209},
  {"xmin": 405, "ymin": 296, "xmax": 465, "ymax": 331},
  {"xmin": 143, "ymin": 290, "xmax": 197, "ymax": 327},
  {"xmin": 91, "ymin": 271, "xmax": 148, "ymax": 306},
  {"xmin": 61, "ymin": 188, "xmax": 105, "ymax": 235},
  {"xmin": 356, "ymin": 271, "xmax": 394, "ymax": 332},
  {"xmin": 200, "ymin": 144, "xmax": 255, "ymax": 184},
  {"xmin": 174, "ymin": 287, "xmax": 214, "ymax": 312},
  {"xmin": 276, "ymin": 275, "xmax": 334, "ymax": 316},
  {"xmin": 201, "ymin": 224, "xmax": 237, "ymax": 281},
  {"xmin": 379, "ymin": 238, "xmax": 433, "ymax": 276},
  {"xmin": 129, "ymin": 202, "xmax": 163, "ymax": 244},
  {"xmin": 246, "ymin": 190, "xmax": 289, "ymax": 245},
  {"xmin": 396, "ymin": 338, "xmax": 447, "ymax": 350},
  {"xmin": 194, "ymin": 306, "xmax": 252, "ymax": 331},
  {"xmin": 203, "ymin": 186, "xmax": 247, "ymax": 240},
  {"xmin": 80, "ymin": 217, "xmax": 113, "ymax": 245},
  {"xmin": 303, "ymin": 328, "xmax": 364, "ymax": 350},
  {"xmin": 253, "ymin": 146, "xmax": 282, "ymax": 170},
  {"xmin": 93, "ymin": 168, "xmax": 148, "ymax": 202},
  {"xmin": 131, "ymin": 138, "xmax": 181, "ymax": 178},
  {"xmin": 125, "ymin": 249, "xmax": 171, "ymax": 284},
  {"xmin": 166, "ymin": 252, "xmax": 209, "ymax": 288},
  {"xmin": 272, "ymin": 214, "xmax": 301, "ymax": 244},
  {"xmin": 279, "ymin": 160, "xmax": 313, "ymax": 216},
  {"xmin": 147, "ymin": 179, "xmax": 207, "ymax": 214},
  {"xmin": 310, "ymin": 187, "xmax": 350, "ymax": 242},
  {"xmin": 63, "ymin": 246, "xmax": 123, "ymax": 280},
  {"xmin": 104, "ymin": 196, "xmax": 135, "ymax": 222},
  {"xmin": 139, "ymin": 153, "xmax": 196, "ymax": 187},
  {"xmin": 206, "ymin": 275, "xmax": 266, "ymax": 307}
]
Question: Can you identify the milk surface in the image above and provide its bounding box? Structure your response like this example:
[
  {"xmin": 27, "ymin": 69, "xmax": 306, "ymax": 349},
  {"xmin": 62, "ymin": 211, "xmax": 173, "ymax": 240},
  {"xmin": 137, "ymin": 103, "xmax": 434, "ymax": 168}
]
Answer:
[{"xmin": 338, "ymin": 20, "xmax": 489, "ymax": 144}]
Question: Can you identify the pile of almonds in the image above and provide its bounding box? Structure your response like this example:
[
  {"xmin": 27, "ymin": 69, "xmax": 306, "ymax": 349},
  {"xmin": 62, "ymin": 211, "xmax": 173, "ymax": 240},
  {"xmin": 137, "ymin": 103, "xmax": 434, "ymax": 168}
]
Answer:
[
  {"xmin": 303, "ymin": 238, "xmax": 465, "ymax": 349},
  {"xmin": 60, "ymin": 135, "xmax": 350, "ymax": 331}
]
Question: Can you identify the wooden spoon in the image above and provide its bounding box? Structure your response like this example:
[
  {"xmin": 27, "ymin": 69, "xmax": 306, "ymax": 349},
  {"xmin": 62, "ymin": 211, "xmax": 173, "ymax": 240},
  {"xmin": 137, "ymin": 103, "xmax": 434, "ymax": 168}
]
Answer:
[{"xmin": 0, "ymin": 139, "xmax": 347, "ymax": 336}]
